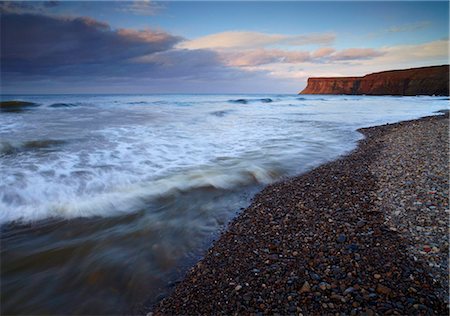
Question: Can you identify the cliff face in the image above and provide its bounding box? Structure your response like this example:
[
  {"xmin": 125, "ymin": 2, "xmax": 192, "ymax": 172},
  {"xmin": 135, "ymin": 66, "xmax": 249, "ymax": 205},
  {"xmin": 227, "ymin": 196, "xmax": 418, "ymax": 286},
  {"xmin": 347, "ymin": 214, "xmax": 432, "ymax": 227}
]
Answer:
[{"xmin": 300, "ymin": 65, "xmax": 449, "ymax": 96}]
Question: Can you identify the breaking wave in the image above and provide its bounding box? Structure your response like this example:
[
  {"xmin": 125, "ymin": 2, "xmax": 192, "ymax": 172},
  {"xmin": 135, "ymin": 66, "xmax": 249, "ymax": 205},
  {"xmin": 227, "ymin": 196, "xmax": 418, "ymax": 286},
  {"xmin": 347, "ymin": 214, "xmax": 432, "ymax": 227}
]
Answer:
[
  {"xmin": 127, "ymin": 101, "xmax": 150, "ymax": 105},
  {"xmin": 0, "ymin": 139, "xmax": 66, "ymax": 155},
  {"xmin": 228, "ymin": 98, "xmax": 273, "ymax": 104},
  {"xmin": 49, "ymin": 103, "xmax": 81, "ymax": 108},
  {"xmin": 0, "ymin": 164, "xmax": 282, "ymax": 224},
  {"xmin": 1, "ymin": 94, "xmax": 447, "ymax": 225}
]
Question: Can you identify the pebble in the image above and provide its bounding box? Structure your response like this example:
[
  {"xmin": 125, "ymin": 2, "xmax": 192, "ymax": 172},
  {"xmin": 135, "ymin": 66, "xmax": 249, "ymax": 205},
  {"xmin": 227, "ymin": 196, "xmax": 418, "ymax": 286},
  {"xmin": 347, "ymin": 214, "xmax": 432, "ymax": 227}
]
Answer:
[
  {"xmin": 154, "ymin": 114, "xmax": 449, "ymax": 316},
  {"xmin": 343, "ymin": 287, "xmax": 355, "ymax": 295},
  {"xmin": 408, "ymin": 287, "xmax": 417, "ymax": 293},
  {"xmin": 356, "ymin": 220, "xmax": 365, "ymax": 228},
  {"xmin": 376, "ymin": 284, "xmax": 392, "ymax": 295},
  {"xmin": 318, "ymin": 282, "xmax": 329, "ymax": 291},
  {"xmin": 299, "ymin": 281, "xmax": 311, "ymax": 294},
  {"xmin": 337, "ymin": 234, "xmax": 346, "ymax": 243}
]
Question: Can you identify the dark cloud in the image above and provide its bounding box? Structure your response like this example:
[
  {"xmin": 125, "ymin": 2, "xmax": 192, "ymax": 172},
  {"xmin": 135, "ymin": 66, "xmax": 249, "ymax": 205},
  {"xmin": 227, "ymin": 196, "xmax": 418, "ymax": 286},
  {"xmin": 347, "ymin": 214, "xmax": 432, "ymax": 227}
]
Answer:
[
  {"xmin": 0, "ymin": 1, "xmax": 39, "ymax": 14},
  {"xmin": 1, "ymin": 13, "xmax": 181, "ymax": 77},
  {"xmin": 0, "ymin": 1, "xmax": 58, "ymax": 14},
  {"xmin": 1, "ymin": 12, "xmax": 277, "ymax": 93},
  {"xmin": 1, "ymin": 45, "xmax": 281, "ymax": 94},
  {"xmin": 131, "ymin": 49, "xmax": 248, "ymax": 79}
]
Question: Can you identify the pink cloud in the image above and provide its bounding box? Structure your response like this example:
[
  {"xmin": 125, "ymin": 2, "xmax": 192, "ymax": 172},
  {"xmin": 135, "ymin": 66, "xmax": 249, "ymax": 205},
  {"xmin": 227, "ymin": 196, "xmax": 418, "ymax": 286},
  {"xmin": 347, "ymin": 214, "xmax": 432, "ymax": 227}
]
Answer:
[
  {"xmin": 222, "ymin": 49, "xmax": 311, "ymax": 67},
  {"xmin": 117, "ymin": 29, "xmax": 178, "ymax": 43},
  {"xmin": 221, "ymin": 47, "xmax": 385, "ymax": 67},
  {"xmin": 331, "ymin": 48, "xmax": 384, "ymax": 61},
  {"xmin": 178, "ymin": 31, "xmax": 335, "ymax": 50},
  {"xmin": 312, "ymin": 47, "xmax": 335, "ymax": 58}
]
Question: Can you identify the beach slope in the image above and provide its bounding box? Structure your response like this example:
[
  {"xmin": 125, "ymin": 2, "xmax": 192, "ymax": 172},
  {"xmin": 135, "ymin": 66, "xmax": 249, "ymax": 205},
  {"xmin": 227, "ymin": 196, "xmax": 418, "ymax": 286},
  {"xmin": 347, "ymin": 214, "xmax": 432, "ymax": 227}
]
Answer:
[{"xmin": 153, "ymin": 113, "xmax": 449, "ymax": 315}]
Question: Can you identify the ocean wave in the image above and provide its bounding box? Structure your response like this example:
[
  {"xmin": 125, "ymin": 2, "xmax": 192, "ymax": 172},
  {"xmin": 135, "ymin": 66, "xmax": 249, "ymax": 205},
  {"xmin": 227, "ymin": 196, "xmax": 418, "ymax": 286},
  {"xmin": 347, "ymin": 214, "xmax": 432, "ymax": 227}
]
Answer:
[
  {"xmin": 209, "ymin": 110, "xmax": 234, "ymax": 117},
  {"xmin": 0, "ymin": 139, "xmax": 66, "ymax": 155},
  {"xmin": 2, "ymin": 94, "xmax": 446, "ymax": 227},
  {"xmin": 228, "ymin": 98, "xmax": 273, "ymax": 104},
  {"xmin": 127, "ymin": 101, "xmax": 149, "ymax": 105},
  {"xmin": 147, "ymin": 100, "xmax": 192, "ymax": 107},
  {"xmin": 297, "ymin": 97, "xmax": 329, "ymax": 101},
  {"xmin": 0, "ymin": 164, "xmax": 282, "ymax": 224},
  {"xmin": 49, "ymin": 103, "xmax": 80, "ymax": 108}
]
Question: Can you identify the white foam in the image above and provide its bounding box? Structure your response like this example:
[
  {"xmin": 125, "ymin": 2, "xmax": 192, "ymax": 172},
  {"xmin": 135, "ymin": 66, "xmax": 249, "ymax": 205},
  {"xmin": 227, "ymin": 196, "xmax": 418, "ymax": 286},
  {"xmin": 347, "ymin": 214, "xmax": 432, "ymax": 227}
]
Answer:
[
  {"xmin": 0, "ymin": 162, "xmax": 282, "ymax": 223},
  {"xmin": 1, "ymin": 94, "xmax": 447, "ymax": 224}
]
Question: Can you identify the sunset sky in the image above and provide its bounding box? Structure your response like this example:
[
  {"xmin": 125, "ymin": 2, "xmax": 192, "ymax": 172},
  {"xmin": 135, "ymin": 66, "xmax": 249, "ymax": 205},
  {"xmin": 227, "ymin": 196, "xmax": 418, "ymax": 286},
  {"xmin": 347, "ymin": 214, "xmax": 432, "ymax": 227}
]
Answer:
[{"xmin": 1, "ymin": 1, "xmax": 448, "ymax": 94}]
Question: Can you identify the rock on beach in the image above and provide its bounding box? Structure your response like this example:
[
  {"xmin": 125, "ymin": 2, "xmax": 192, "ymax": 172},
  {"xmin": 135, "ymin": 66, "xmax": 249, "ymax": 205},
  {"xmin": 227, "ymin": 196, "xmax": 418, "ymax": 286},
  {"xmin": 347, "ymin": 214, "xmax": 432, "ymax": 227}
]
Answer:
[{"xmin": 153, "ymin": 113, "xmax": 449, "ymax": 315}]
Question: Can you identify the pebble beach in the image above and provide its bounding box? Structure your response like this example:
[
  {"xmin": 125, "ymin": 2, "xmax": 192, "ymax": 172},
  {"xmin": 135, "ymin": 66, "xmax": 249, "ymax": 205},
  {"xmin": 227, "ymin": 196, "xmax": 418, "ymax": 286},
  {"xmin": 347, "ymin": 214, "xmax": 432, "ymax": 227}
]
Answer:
[{"xmin": 153, "ymin": 113, "xmax": 449, "ymax": 315}]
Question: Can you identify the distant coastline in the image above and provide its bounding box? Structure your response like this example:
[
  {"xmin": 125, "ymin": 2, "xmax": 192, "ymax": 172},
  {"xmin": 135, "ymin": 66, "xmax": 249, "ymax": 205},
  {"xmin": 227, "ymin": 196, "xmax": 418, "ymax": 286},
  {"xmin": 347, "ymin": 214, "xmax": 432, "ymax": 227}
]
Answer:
[{"xmin": 300, "ymin": 65, "xmax": 449, "ymax": 96}]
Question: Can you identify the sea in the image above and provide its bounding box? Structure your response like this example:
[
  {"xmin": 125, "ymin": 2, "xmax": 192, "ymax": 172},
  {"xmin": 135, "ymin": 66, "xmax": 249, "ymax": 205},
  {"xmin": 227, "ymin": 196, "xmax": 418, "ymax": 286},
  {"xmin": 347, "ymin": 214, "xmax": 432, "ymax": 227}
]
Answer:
[{"xmin": 0, "ymin": 94, "xmax": 448, "ymax": 314}]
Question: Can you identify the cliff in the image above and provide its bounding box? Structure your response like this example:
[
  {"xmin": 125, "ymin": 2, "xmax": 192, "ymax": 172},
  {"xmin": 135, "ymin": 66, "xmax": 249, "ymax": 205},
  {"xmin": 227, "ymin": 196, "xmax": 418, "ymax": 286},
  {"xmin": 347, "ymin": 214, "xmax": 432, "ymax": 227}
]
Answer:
[{"xmin": 300, "ymin": 65, "xmax": 449, "ymax": 96}]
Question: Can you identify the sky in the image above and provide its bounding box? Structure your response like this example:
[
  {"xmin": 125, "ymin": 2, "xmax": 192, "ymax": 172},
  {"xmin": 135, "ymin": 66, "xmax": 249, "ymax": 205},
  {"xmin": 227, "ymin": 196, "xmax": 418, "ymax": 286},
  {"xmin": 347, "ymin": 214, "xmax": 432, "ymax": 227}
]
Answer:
[{"xmin": 1, "ymin": 1, "xmax": 448, "ymax": 94}]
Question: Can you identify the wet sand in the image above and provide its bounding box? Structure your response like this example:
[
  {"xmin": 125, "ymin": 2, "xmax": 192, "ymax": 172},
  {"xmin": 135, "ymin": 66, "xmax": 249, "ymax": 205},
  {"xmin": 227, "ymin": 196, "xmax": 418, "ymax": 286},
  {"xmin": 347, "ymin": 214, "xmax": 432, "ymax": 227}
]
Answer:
[{"xmin": 153, "ymin": 113, "xmax": 449, "ymax": 315}]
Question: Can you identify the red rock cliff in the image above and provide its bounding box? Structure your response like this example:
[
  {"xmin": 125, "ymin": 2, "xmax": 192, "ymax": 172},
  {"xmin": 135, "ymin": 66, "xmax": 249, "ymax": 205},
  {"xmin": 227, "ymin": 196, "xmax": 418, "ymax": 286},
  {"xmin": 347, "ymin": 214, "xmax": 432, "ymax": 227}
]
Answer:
[{"xmin": 300, "ymin": 65, "xmax": 449, "ymax": 96}]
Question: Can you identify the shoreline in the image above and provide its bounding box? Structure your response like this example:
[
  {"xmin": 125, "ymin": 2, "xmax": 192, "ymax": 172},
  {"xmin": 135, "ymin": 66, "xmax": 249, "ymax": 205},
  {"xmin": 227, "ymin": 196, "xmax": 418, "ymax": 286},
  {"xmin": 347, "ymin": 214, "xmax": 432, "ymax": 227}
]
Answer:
[{"xmin": 153, "ymin": 113, "xmax": 449, "ymax": 315}]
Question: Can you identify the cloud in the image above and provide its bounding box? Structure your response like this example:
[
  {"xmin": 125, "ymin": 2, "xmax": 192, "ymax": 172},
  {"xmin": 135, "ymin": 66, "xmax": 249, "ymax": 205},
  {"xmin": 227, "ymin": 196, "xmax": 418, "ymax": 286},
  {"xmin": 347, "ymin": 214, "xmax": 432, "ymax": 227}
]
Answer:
[
  {"xmin": 1, "ymin": 12, "xmax": 181, "ymax": 76},
  {"xmin": 178, "ymin": 30, "xmax": 383, "ymax": 68},
  {"xmin": 242, "ymin": 39, "xmax": 450, "ymax": 88},
  {"xmin": 178, "ymin": 31, "xmax": 335, "ymax": 50},
  {"xmin": 218, "ymin": 47, "xmax": 384, "ymax": 67},
  {"xmin": 0, "ymin": 1, "xmax": 48, "ymax": 14},
  {"xmin": 221, "ymin": 49, "xmax": 311, "ymax": 67},
  {"xmin": 363, "ymin": 20, "xmax": 434, "ymax": 42},
  {"xmin": 387, "ymin": 21, "xmax": 432, "ymax": 33},
  {"xmin": 330, "ymin": 48, "xmax": 384, "ymax": 61},
  {"xmin": 1, "ymin": 12, "xmax": 280, "ymax": 93},
  {"xmin": 1, "ymin": 10, "xmax": 447, "ymax": 94},
  {"xmin": 0, "ymin": 1, "xmax": 163, "ymax": 16},
  {"xmin": 115, "ymin": 0, "xmax": 164, "ymax": 16},
  {"xmin": 376, "ymin": 39, "xmax": 448, "ymax": 63},
  {"xmin": 206, "ymin": 38, "xmax": 447, "ymax": 90},
  {"xmin": 44, "ymin": 1, "xmax": 59, "ymax": 8},
  {"xmin": 312, "ymin": 47, "xmax": 335, "ymax": 58},
  {"xmin": 116, "ymin": 28, "xmax": 177, "ymax": 43},
  {"xmin": 129, "ymin": 48, "xmax": 256, "ymax": 81}
]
